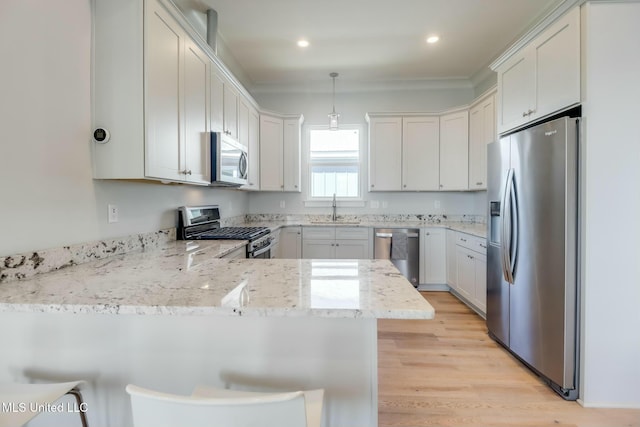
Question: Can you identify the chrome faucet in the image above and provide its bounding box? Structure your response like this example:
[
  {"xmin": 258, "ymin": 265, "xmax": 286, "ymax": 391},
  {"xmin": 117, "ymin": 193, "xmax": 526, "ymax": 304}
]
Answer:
[{"xmin": 332, "ymin": 193, "xmax": 337, "ymax": 221}]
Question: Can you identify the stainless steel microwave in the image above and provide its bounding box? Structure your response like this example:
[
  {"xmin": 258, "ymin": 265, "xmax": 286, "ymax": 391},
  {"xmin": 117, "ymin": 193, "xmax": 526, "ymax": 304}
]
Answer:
[{"xmin": 210, "ymin": 132, "xmax": 248, "ymax": 186}]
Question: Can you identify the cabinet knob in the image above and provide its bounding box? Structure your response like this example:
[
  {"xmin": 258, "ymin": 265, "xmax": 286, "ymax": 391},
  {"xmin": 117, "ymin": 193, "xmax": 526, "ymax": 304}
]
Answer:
[
  {"xmin": 294, "ymin": 185, "xmax": 298, "ymax": 188},
  {"xmin": 371, "ymin": 184, "xmax": 375, "ymax": 188},
  {"xmin": 426, "ymin": 232, "xmax": 430, "ymax": 236},
  {"xmin": 403, "ymin": 184, "xmax": 407, "ymax": 188},
  {"xmin": 439, "ymin": 184, "xmax": 443, "ymax": 188},
  {"xmin": 280, "ymin": 185, "xmax": 284, "ymax": 189}
]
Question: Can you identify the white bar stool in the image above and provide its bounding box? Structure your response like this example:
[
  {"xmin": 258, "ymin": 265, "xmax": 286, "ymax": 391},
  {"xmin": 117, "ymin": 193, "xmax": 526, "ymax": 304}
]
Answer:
[
  {"xmin": 126, "ymin": 383, "xmax": 323, "ymax": 427},
  {"xmin": 0, "ymin": 381, "xmax": 88, "ymax": 427}
]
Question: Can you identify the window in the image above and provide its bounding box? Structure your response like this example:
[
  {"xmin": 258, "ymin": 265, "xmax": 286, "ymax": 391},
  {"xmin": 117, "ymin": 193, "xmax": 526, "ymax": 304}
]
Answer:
[{"xmin": 309, "ymin": 128, "xmax": 360, "ymax": 198}]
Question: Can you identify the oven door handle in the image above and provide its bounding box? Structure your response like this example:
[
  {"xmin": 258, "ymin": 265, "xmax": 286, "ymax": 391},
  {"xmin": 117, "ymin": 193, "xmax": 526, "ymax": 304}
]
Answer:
[{"xmin": 250, "ymin": 239, "xmax": 274, "ymax": 257}]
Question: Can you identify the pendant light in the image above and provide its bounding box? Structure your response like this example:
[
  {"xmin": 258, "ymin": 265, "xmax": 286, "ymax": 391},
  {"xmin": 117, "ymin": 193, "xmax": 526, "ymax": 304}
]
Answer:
[{"xmin": 328, "ymin": 72, "xmax": 340, "ymax": 130}]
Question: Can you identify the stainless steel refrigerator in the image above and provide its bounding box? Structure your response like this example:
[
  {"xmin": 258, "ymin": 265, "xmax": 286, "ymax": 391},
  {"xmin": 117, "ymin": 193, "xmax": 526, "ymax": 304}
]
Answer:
[{"xmin": 487, "ymin": 116, "xmax": 579, "ymax": 400}]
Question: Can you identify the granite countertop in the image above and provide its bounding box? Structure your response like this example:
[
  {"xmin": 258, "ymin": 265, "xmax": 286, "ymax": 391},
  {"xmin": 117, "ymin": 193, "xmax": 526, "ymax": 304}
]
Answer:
[{"xmin": 0, "ymin": 241, "xmax": 434, "ymax": 320}]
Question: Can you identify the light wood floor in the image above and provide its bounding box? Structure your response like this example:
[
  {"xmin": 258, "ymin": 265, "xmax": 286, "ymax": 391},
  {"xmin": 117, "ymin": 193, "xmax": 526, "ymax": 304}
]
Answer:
[{"xmin": 378, "ymin": 291, "xmax": 640, "ymax": 427}]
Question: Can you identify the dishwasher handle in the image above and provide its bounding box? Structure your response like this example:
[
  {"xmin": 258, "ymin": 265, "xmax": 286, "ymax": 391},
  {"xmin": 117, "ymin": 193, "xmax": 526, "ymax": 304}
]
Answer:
[{"xmin": 375, "ymin": 232, "xmax": 419, "ymax": 238}]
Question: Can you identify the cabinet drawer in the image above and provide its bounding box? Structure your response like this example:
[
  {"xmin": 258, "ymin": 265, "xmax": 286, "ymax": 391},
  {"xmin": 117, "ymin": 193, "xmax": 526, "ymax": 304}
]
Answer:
[
  {"xmin": 455, "ymin": 232, "xmax": 487, "ymax": 254},
  {"xmin": 335, "ymin": 227, "xmax": 370, "ymax": 240},
  {"xmin": 302, "ymin": 227, "xmax": 335, "ymax": 240}
]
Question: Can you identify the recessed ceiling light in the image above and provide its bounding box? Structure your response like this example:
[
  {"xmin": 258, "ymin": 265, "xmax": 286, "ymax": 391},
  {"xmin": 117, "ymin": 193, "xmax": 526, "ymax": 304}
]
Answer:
[
  {"xmin": 426, "ymin": 36, "xmax": 440, "ymax": 44},
  {"xmin": 297, "ymin": 39, "xmax": 310, "ymax": 48}
]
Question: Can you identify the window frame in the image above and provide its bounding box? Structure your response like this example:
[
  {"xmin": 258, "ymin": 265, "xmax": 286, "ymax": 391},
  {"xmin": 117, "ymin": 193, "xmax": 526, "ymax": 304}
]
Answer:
[{"xmin": 305, "ymin": 124, "xmax": 364, "ymax": 202}]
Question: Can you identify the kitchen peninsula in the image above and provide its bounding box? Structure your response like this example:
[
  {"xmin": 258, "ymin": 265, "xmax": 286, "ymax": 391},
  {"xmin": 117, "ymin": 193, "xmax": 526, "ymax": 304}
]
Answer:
[{"xmin": 0, "ymin": 238, "xmax": 434, "ymax": 427}]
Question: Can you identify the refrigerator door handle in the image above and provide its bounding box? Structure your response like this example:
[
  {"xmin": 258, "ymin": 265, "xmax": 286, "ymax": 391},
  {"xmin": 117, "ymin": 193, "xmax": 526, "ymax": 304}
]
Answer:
[
  {"xmin": 500, "ymin": 168, "xmax": 515, "ymax": 283},
  {"xmin": 508, "ymin": 172, "xmax": 518, "ymax": 281}
]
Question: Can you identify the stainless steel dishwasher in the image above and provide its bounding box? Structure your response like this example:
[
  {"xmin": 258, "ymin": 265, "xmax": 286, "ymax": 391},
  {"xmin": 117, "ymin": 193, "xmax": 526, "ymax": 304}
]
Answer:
[{"xmin": 374, "ymin": 228, "xmax": 420, "ymax": 287}]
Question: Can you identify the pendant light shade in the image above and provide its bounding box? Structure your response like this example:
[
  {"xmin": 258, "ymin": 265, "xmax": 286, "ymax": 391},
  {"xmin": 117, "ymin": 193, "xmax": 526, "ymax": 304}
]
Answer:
[{"xmin": 328, "ymin": 72, "xmax": 339, "ymax": 130}]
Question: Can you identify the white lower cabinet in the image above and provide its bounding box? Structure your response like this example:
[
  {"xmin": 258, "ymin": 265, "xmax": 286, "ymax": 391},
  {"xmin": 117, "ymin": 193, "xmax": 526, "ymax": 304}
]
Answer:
[
  {"xmin": 445, "ymin": 229, "xmax": 458, "ymax": 287},
  {"xmin": 452, "ymin": 232, "xmax": 487, "ymax": 314},
  {"xmin": 302, "ymin": 227, "xmax": 371, "ymax": 259},
  {"xmin": 277, "ymin": 226, "xmax": 302, "ymax": 258},
  {"xmin": 421, "ymin": 228, "xmax": 446, "ymax": 285}
]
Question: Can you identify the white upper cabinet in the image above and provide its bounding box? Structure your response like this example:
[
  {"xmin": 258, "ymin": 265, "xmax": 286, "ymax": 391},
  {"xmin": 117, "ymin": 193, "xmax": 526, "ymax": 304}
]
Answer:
[
  {"xmin": 439, "ymin": 110, "xmax": 469, "ymax": 191},
  {"xmin": 182, "ymin": 39, "xmax": 211, "ymax": 185},
  {"xmin": 145, "ymin": 0, "xmax": 209, "ymax": 184},
  {"xmin": 259, "ymin": 114, "xmax": 303, "ymax": 192},
  {"xmin": 243, "ymin": 106, "xmax": 260, "ymax": 190},
  {"xmin": 210, "ymin": 68, "xmax": 224, "ymax": 133},
  {"xmin": 283, "ymin": 117, "xmax": 302, "ymax": 192},
  {"xmin": 223, "ymin": 82, "xmax": 239, "ymax": 139},
  {"xmin": 495, "ymin": 7, "xmax": 580, "ymax": 133},
  {"xmin": 402, "ymin": 117, "xmax": 440, "ymax": 191},
  {"xmin": 259, "ymin": 114, "xmax": 284, "ymax": 191},
  {"xmin": 468, "ymin": 92, "xmax": 496, "ymax": 190},
  {"xmin": 144, "ymin": 1, "xmax": 183, "ymax": 182},
  {"xmin": 368, "ymin": 117, "xmax": 402, "ymax": 191}
]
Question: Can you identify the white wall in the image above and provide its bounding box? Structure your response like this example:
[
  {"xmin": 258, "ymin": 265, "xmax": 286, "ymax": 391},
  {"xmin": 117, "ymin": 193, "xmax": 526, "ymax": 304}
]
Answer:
[
  {"xmin": 252, "ymin": 87, "xmax": 487, "ymax": 217},
  {"xmin": 0, "ymin": 0, "xmax": 249, "ymax": 257},
  {"xmin": 580, "ymin": 2, "xmax": 640, "ymax": 408}
]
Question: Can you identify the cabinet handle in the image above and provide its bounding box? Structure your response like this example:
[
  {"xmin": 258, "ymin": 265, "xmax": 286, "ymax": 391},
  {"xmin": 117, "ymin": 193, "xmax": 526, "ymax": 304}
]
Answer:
[
  {"xmin": 476, "ymin": 182, "xmax": 483, "ymax": 186},
  {"xmin": 522, "ymin": 111, "xmax": 528, "ymax": 117},
  {"xmin": 468, "ymin": 255, "xmax": 474, "ymax": 260},
  {"xmin": 460, "ymin": 238, "xmax": 467, "ymax": 242},
  {"xmin": 186, "ymin": 170, "xmax": 192, "ymax": 175},
  {"xmin": 480, "ymin": 243, "xmax": 487, "ymax": 249}
]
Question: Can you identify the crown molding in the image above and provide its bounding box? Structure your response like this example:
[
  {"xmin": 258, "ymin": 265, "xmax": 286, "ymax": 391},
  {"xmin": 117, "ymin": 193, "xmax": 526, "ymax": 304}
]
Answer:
[{"xmin": 249, "ymin": 77, "xmax": 474, "ymax": 95}]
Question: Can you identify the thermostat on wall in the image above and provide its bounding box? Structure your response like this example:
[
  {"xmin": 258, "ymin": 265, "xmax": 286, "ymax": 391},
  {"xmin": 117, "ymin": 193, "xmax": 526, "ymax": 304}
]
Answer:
[{"xmin": 93, "ymin": 128, "xmax": 110, "ymax": 143}]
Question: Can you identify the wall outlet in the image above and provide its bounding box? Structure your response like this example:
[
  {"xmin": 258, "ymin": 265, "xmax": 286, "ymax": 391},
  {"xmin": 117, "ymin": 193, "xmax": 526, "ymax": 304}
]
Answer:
[
  {"xmin": 108, "ymin": 204, "xmax": 119, "ymax": 223},
  {"xmin": 382, "ymin": 201, "xmax": 388, "ymax": 209},
  {"xmin": 370, "ymin": 200, "xmax": 379, "ymax": 209},
  {"xmin": 434, "ymin": 200, "xmax": 441, "ymax": 210},
  {"xmin": 279, "ymin": 200, "xmax": 285, "ymax": 209}
]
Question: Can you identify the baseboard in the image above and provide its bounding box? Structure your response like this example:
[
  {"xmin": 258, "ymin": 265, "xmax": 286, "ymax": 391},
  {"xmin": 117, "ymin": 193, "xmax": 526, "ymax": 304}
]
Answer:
[
  {"xmin": 417, "ymin": 283, "xmax": 450, "ymax": 292},
  {"xmin": 579, "ymin": 400, "xmax": 640, "ymax": 409}
]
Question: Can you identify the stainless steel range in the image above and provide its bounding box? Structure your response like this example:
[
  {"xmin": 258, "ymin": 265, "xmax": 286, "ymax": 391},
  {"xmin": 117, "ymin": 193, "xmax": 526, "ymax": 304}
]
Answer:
[{"xmin": 177, "ymin": 205, "xmax": 274, "ymax": 258}]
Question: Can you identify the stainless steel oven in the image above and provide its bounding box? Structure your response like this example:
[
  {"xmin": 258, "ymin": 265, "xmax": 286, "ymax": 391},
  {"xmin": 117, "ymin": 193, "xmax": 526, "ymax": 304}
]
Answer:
[
  {"xmin": 247, "ymin": 234, "xmax": 275, "ymax": 259},
  {"xmin": 177, "ymin": 205, "xmax": 272, "ymax": 259}
]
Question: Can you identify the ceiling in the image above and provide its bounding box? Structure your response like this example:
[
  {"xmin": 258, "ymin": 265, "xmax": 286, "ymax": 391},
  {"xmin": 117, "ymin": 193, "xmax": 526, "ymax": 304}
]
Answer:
[{"xmin": 173, "ymin": 0, "xmax": 562, "ymax": 91}]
